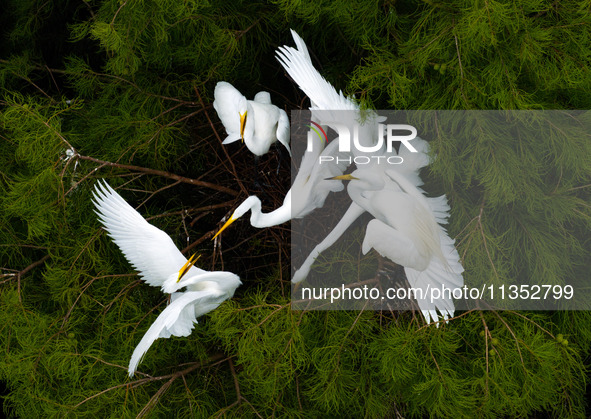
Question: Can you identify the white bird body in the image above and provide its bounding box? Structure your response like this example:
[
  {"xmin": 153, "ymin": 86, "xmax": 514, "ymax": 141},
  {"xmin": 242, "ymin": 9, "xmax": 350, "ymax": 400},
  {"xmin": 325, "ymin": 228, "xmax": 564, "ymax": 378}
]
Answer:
[
  {"xmin": 247, "ymin": 99, "xmax": 289, "ymax": 156},
  {"xmin": 213, "ymin": 81, "xmax": 291, "ymax": 157},
  {"xmin": 290, "ymin": 159, "xmax": 436, "ymax": 280},
  {"xmin": 92, "ymin": 181, "xmax": 241, "ymax": 376},
  {"xmin": 279, "ymin": 30, "xmax": 463, "ymax": 324},
  {"xmin": 358, "ymin": 185, "xmax": 438, "ymax": 272},
  {"xmin": 354, "ymin": 166, "xmax": 447, "ymax": 267}
]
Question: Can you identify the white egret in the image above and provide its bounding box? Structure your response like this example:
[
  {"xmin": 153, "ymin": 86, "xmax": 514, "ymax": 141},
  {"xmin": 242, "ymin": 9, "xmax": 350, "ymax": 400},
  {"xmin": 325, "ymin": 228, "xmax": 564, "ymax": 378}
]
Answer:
[
  {"xmin": 292, "ymin": 161, "xmax": 464, "ymax": 324},
  {"xmin": 212, "ymin": 131, "xmax": 350, "ymax": 238},
  {"xmin": 92, "ymin": 180, "xmax": 241, "ymax": 376},
  {"xmin": 278, "ymin": 30, "xmax": 463, "ymax": 323},
  {"xmin": 213, "ymin": 81, "xmax": 291, "ymax": 158},
  {"xmin": 291, "ymin": 136, "xmax": 431, "ymax": 281}
]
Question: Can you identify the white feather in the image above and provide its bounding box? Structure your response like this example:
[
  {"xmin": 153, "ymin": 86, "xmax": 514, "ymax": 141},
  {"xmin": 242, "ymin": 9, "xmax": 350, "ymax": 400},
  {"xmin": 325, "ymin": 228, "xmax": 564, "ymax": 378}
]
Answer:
[
  {"xmin": 127, "ymin": 285, "xmax": 235, "ymax": 376},
  {"xmin": 92, "ymin": 180, "xmax": 198, "ymax": 287},
  {"xmin": 276, "ymin": 30, "xmax": 358, "ymax": 111},
  {"xmin": 213, "ymin": 81, "xmax": 291, "ymax": 157},
  {"xmin": 213, "ymin": 82, "xmax": 246, "ymax": 139},
  {"xmin": 92, "ymin": 180, "xmax": 241, "ymax": 376}
]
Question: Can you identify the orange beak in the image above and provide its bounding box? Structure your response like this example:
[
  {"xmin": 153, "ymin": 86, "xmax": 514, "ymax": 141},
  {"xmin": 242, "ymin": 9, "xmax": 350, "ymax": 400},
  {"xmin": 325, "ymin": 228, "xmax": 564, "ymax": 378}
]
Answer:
[
  {"xmin": 177, "ymin": 253, "xmax": 200, "ymax": 282},
  {"xmin": 239, "ymin": 111, "xmax": 247, "ymax": 143},
  {"xmin": 212, "ymin": 215, "xmax": 236, "ymax": 240},
  {"xmin": 330, "ymin": 174, "xmax": 359, "ymax": 181}
]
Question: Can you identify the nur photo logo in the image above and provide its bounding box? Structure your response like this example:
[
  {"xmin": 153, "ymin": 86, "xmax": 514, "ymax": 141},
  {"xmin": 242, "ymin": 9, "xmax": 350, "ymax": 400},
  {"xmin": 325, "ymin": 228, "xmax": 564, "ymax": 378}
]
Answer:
[{"xmin": 305, "ymin": 115, "xmax": 418, "ymax": 165}]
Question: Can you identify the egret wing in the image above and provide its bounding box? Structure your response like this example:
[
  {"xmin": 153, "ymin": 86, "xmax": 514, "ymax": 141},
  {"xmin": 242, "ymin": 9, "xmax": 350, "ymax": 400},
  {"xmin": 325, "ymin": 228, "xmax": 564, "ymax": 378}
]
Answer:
[
  {"xmin": 127, "ymin": 288, "xmax": 226, "ymax": 376},
  {"xmin": 404, "ymin": 244, "xmax": 463, "ymax": 325},
  {"xmin": 276, "ymin": 109, "xmax": 292, "ymax": 157},
  {"xmin": 221, "ymin": 133, "xmax": 242, "ymax": 145},
  {"xmin": 213, "ymin": 81, "xmax": 244, "ymax": 139},
  {"xmin": 310, "ymin": 136, "xmax": 351, "ymax": 182},
  {"xmin": 390, "ymin": 136, "xmax": 431, "ymax": 188},
  {"xmin": 361, "ymin": 218, "xmax": 462, "ymax": 325},
  {"xmin": 300, "ymin": 137, "xmax": 351, "ymax": 214},
  {"xmin": 277, "ymin": 30, "xmax": 383, "ymax": 157},
  {"xmin": 276, "ymin": 30, "xmax": 358, "ymax": 111},
  {"xmin": 92, "ymin": 180, "xmax": 199, "ymax": 287}
]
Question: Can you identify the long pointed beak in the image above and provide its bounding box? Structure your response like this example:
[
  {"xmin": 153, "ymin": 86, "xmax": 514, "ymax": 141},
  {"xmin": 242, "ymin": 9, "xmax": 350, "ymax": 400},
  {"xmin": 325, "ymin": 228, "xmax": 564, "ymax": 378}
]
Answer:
[
  {"xmin": 177, "ymin": 253, "xmax": 200, "ymax": 282},
  {"xmin": 212, "ymin": 215, "xmax": 236, "ymax": 240},
  {"xmin": 328, "ymin": 174, "xmax": 359, "ymax": 181},
  {"xmin": 239, "ymin": 111, "xmax": 247, "ymax": 143}
]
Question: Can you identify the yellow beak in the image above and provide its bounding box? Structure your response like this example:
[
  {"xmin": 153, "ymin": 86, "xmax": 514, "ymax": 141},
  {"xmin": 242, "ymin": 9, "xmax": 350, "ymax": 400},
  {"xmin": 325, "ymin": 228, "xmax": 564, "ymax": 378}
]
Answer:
[
  {"xmin": 212, "ymin": 215, "xmax": 236, "ymax": 240},
  {"xmin": 239, "ymin": 111, "xmax": 247, "ymax": 143},
  {"xmin": 177, "ymin": 253, "xmax": 200, "ymax": 282},
  {"xmin": 330, "ymin": 174, "xmax": 359, "ymax": 181}
]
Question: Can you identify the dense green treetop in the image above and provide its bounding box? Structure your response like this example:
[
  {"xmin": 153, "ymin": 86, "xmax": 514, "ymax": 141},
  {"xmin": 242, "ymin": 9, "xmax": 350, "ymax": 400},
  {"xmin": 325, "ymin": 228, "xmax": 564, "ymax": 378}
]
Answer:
[{"xmin": 0, "ymin": 0, "xmax": 590, "ymax": 417}]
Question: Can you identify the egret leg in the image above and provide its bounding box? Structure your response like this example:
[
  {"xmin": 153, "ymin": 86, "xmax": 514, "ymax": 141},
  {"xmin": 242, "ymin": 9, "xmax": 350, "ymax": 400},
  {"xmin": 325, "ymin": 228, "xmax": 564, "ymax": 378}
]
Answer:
[
  {"xmin": 254, "ymin": 155, "xmax": 259, "ymax": 181},
  {"xmin": 253, "ymin": 155, "xmax": 262, "ymax": 189},
  {"xmin": 292, "ymin": 202, "xmax": 365, "ymax": 283},
  {"xmin": 275, "ymin": 145, "xmax": 285, "ymax": 175}
]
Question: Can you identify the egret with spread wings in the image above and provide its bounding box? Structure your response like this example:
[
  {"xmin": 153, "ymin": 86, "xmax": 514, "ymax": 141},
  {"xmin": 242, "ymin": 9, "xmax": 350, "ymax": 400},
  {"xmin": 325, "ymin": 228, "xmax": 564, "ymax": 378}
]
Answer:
[
  {"xmin": 92, "ymin": 180, "xmax": 241, "ymax": 376},
  {"xmin": 277, "ymin": 30, "xmax": 463, "ymax": 324}
]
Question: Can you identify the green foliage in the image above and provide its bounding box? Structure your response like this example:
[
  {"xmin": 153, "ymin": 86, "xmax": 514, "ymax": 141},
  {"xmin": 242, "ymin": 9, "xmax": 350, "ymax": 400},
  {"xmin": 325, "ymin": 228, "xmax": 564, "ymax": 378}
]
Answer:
[{"xmin": 1, "ymin": 0, "xmax": 590, "ymax": 418}]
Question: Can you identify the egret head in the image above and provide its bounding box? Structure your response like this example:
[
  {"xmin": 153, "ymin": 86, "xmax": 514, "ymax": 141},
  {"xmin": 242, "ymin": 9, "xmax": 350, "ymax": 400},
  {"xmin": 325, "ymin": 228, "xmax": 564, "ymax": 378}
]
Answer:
[
  {"xmin": 253, "ymin": 91, "xmax": 271, "ymax": 104},
  {"xmin": 330, "ymin": 170, "xmax": 385, "ymax": 191},
  {"xmin": 212, "ymin": 196, "xmax": 261, "ymax": 240}
]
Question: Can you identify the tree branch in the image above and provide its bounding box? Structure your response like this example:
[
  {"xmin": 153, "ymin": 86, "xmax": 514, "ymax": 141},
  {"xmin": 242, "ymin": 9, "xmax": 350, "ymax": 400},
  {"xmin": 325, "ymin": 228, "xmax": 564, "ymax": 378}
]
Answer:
[
  {"xmin": 75, "ymin": 154, "xmax": 238, "ymax": 196},
  {"xmin": 14, "ymin": 254, "xmax": 51, "ymax": 302}
]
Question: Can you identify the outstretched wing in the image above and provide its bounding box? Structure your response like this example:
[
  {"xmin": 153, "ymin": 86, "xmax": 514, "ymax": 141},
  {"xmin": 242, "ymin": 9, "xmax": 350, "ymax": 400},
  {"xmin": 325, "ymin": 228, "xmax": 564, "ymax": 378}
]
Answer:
[
  {"xmin": 404, "ymin": 234, "xmax": 464, "ymax": 325},
  {"xmin": 92, "ymin": 180, "xmax": 199, "ymax": 287},
  {"xmin": 127, "ymin": 288, "xmax": 226, "ymax": 376},
  {"xmin": 276, "ymin": 30, "xmax": 358, "ymax": 111},
  {"xmin": 362, "ymin": 218, "xmax": 462, "ymax": 325},
  {"xmin": 277, "ymin": 30, "xmax": 382, "ymax": 155}
]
